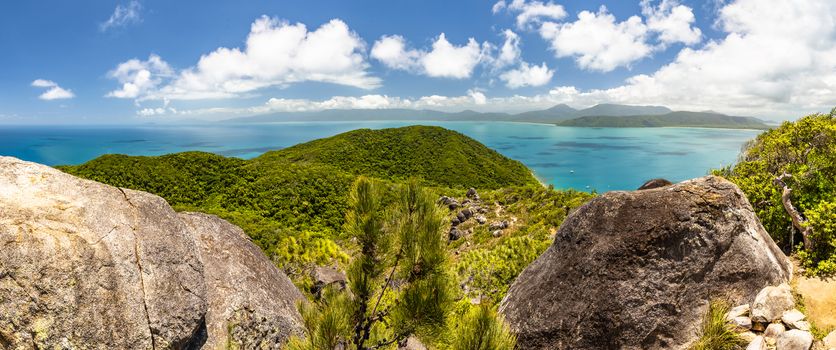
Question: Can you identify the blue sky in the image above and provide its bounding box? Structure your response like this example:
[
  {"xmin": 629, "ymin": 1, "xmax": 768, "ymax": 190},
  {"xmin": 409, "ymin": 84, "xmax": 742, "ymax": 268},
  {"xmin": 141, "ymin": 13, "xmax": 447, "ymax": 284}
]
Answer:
[{"xmin": 1, "ymin": 0, "xmax": 834, "ymax": 124}]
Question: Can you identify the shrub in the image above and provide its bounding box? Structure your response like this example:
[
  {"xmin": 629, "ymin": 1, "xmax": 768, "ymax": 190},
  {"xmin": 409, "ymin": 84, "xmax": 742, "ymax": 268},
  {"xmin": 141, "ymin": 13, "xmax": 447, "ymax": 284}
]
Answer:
[
  {"xmin": 690, "ymin": 300, "xmax": 744, "ymax": 350},
  {"xmin": 715, "ymin": 110, "xmax": 836, "ymax": 276}
]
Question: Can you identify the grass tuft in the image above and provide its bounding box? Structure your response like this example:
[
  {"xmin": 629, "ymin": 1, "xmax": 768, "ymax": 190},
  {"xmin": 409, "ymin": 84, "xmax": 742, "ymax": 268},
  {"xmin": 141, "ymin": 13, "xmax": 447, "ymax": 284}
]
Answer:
[{"xmin": 690, "ymin": 300, "xmax": 746, "ymax": 350}]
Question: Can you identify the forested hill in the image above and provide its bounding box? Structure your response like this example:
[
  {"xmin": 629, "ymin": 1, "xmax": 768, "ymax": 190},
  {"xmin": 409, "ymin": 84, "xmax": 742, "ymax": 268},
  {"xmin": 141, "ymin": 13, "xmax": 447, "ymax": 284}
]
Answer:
[
  {"xmin": 259, "ymin": 125, "xmax": 537, "ymax": 189},
  {"xmin": 556, "ymin": 111, "xmax": 770, "ymax": 129},
  {"xmin": 57, "ymin": 126, "xmax": 541, "ymax": 269}
]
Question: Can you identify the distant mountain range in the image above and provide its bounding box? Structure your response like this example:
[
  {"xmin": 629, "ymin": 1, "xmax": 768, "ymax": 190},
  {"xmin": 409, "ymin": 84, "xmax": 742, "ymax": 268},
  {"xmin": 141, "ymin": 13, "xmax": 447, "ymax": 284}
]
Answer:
[
  {"xmin": 223, "ymin": 103, "xmax": 769, "ymax": 129},
  {"xmin": 557, "ymin": 111, "xmax": 770, "ymax": 129}
]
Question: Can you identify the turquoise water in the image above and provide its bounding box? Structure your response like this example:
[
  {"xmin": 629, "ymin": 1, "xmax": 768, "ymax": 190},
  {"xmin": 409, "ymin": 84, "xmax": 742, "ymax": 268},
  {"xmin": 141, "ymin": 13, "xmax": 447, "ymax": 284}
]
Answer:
[{"xmin": 0, "ymin": 121, "xmax": 760, "ymax": 191}]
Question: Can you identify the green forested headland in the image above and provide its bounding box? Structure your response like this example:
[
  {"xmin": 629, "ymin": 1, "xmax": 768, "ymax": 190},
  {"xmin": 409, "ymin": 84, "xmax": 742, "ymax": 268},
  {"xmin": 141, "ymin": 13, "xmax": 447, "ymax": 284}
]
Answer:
[{"xmin": 57, "ymin": 126, "xmax": 571, "ymax": 284}]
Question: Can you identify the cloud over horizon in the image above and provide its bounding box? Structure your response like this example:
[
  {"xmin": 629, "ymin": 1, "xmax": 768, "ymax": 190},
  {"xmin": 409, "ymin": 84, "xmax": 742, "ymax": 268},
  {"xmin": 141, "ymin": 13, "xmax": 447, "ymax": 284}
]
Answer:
[
  {"xmin": 92, "ymin": 0, "xmax": 836, "ymax": 120},
  {"xmin": 108, "ymin": 16, "xmax": 381, "ymax": 101},
  {"xmin": 32, "ymin": 79, "xmax": 75, "ymax": 100}
]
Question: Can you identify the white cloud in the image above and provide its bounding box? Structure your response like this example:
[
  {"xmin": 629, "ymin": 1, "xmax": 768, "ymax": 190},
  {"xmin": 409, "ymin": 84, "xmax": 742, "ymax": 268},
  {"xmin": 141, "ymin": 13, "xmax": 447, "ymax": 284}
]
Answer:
[
  {"xmin": 593, "ymin": 0, "xmax": 836, "ymax": 117},
  {"xmin": 31, "ymin": 79, "xmax": 57, "ymax": 88},
  {"xmin": 144, "ymin": 91, "xmax": 497, "ymax": 117},
  {"xmin": 370, "ymin": 35, "xmax": 421, "ymax": 71},
  {"xmin": 494, "ymin": 30, "xmax": 521, "ymax": 69},
  {"xmin": 421, "ymin": 34, "xmax": 484, "ymax": 79},
  {"xmin": 494, "ymin": 0, "xmax": 568, "ymax": 30},
  {"xmin": 258, "ymin": 92, "xmax": 490, "ymax": 113},
  {"xmin": 126, "ymin": 0, "xmax": 834, "ymax": 120},
  {"xmin": 511, "ymin": 1, "xmax": 701, "ymax": 72},
  {"xmin": 31, "ymin": 79, "xmax": 75, "ymax": 100},
  {"xmin": 540, "ymin": 6, "xmax": 651, "ymax": 72},
  {"xmin": 100, "ymin": 0, "xmax": 142, "ymax": 31},
  {"xmin": 500, "ymin": 62, "xmax": 554, "ymax": 88},
  {"xmin": 492, "ymin": 1, "xmax": 507, "ymax": 14},
  {"xmin": 108, "ymin": 16, "xmax": 380, "ymax": 101},
  {"xmin": 642, "ymin": 0, "xmax": 702, "ymax": 46},
  {"xmin": 370, "ymin": 33, "xmax": 485, "ymax": 79},
  {"xmin": 106, "ymin": 54, "xmax": 173, "ymax": 99},
  {"xmin": 468, "ymin": 89, "xmax": 488, "ymax": 105}
]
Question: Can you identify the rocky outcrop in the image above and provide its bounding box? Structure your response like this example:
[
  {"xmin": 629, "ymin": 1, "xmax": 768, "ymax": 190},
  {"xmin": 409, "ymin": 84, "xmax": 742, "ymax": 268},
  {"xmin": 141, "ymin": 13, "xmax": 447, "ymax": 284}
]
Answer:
[
  {"xmin": 180, "ymin": 212, "xmax": 304, "ymax": 349},
  {"xmin": 0, "ymin": 156, "xmax": 303, "ymax": 349},
  {"xmin": 310, "ymin": 266, "xmax": 347, "ymax": 297},
  {"xmin": 499, "ymin": 176, "xmax": 792, "ymax": 350},
  {"xmin": 638, "ymin": 178, "xmax": 673, "ymax": 190},
  {"xmin": 725, "ymin": 284, "xmax": 816, "ymax": 350}
]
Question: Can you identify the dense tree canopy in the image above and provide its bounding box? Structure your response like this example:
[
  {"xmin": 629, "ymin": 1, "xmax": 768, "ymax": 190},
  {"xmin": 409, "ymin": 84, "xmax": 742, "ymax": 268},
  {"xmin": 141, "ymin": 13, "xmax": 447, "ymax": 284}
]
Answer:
[
  {"xmin": 715, "ymin": 109, "xmax": 836, "ymax": 275},
  {"xmin": 263, "ymin": 126, "xmax": 539, "ymax": 189}
]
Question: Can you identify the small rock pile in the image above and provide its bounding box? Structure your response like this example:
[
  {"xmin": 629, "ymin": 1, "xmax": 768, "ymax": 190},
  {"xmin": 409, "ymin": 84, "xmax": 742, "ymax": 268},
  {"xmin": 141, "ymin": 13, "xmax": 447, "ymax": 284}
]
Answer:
[
  {"xmin": 489, "ymin": 220, "xmax": 510, "ymax": 237},
  {"xmin": 726, "ymin": 283, "xmax": 819, "ymax": 350},
  {"xmin": 440, "ymin": 188, "xmax": 489, "ymax": 241}
]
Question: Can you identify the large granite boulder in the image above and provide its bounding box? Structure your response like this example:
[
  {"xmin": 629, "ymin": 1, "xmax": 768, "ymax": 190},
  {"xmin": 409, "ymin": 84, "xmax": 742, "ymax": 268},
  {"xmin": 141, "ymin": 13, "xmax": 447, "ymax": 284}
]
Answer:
[
  {"xmin": 0, "ymin": 156, "xmax": 303, "ymax": 349},
  {"xmin": 499, "ymin": 176, "xmax": 791, "ymax": 350},
  {"xmin": 180, "ymin": 212, "xmax": 304, "ymax": 349}
]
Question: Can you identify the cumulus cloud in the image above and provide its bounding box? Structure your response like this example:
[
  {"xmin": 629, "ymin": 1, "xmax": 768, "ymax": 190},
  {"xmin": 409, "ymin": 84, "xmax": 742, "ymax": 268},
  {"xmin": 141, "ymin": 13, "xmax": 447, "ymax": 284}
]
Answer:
[
  {"xmin": 108, "ymin": 16, "xmax": 380, "ymax": 101},
  {"xmin": 31, "ymin": 79, "xmax": 57, "ymax": 88},
  {"xmin": 142, "ymin": 91, "xmax": 496, "ymax": 117},
  {"xmin": 479, "ymin": 0, "xmax": 835, "ymax": 118},
  {"xmin": 493, "ymin": 0, "xmax": 567, "ymax": 30},
  {"xmin": 504, "ymin": 1, "xmax": 702, "ymax": 72},
  {"xmin": 31, "ymin": 79, "xmax": 75, "ymax": 100},
  {"xmin": 540, "ymin": 6, "xmax": 651, "ymax": 72},
  {"xmin": 641, "ymin": 0, "xmax": 702, "ymax": 46},
  {"xmin": 371, "ymin": 33, "xmax": 485, "ymax": 79},
  {"xmin": 100, "ymin": 0, "xmax": 142, "ymax": 31},
  {"xmin": 597, "ymin": 0, "xmax": 836, "ymax": 117},
  {"xmin": 500, "ymin": 62, "xmax": 554, "ymax": 88},
  {"xmin": 369, "ymin": 35, "xmax": 421, "ymax": 71},
  {"xmin": 421, "ymin": 34, "xmax": 484, "ymax": 78},
  {"xmin": 370, "ymin": 29, "xmax": 542, "ymax": 83},
  {"xmin": 493, "ymin": 29, "xmax": 522, "ymax": 69},
  {"xmin": 106, "ymin": 54, "xmax": 173, "ymax": 99}
]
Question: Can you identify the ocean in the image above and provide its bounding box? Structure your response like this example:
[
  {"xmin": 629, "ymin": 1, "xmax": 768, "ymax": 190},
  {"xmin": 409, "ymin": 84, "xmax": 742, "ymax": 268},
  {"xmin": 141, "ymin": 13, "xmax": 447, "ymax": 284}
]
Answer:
[{"xmin": 0, "ymin": 121, "xmax": 760, "ymax": 191}]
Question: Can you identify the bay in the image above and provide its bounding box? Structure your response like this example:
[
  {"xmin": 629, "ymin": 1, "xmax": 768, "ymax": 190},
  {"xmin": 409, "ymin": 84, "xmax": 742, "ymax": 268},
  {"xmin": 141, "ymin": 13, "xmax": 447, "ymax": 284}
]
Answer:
[{"xmin": 0, "ymin": 121, "xmax": 760, "ymax": 191}]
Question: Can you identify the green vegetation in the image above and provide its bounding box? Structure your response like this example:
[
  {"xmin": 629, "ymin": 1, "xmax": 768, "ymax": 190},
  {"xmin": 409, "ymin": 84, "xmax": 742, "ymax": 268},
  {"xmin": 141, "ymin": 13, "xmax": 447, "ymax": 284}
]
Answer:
[
  {"xmin": 557, "ymin": 112, "xmax": 769, "ymax": 129},
  {"xmin": 454, "ymin": 186, "xmax": 594, "ymax": 302},
  {"xmin": 690, "ymin": 300, "xmax": 745, "ymax": 350},
  {"xmin": 448, "ymin": 304, "xmax": 516, "ymax": 350},
  {"xmin": 714, "ymin": 110, "xmax": 836, "ymax": 276},
  {"xmin": 58, "ymin": 126, "xmax": 540, "ymax": 280},
  {"xmin": 264, "ymin": 126, "xmax": 538, "ymax": 189},
  {"xmin": 286, "ymin": 178, "xmax": 514, "ymax": 350},
  {"xmin": 57, "ymin": 125, "xmax": 594, "ymax": 348}
]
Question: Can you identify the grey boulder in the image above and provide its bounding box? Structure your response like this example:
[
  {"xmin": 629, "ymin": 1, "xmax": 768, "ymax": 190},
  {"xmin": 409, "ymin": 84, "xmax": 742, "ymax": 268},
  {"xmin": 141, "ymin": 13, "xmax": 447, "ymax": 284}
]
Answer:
[
  {"xmin": 180, "ymin": 212, "xmax": 304, "ymax": 349},
  {"xmin": 0, "ymin": 156, "xmax": 303, "ymax": 349},
  {"xmin": 752, "ymin": 284, "xmax": 795, "ymax": 323},
  {"xmin": 747, "ymin": 336, "xmax": 767, "ymax": 350},
  {"xmin": 823, "ymin": 330, "xmax": 836, "ymax": 350},
  {"xmin": 777, "ymin": 329, "xmax": 813, "ymax": 350},
  {"xmin": 499, "ymin": 176, "xmax": 791, "ymax": 350}
]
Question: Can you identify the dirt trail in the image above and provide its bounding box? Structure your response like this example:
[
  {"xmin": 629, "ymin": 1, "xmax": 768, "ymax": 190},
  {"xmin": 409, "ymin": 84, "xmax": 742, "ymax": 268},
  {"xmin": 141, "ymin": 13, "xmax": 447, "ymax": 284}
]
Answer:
[{"xmin": 792, "ymin": 260, "xmax": 836, "ymax": 332}]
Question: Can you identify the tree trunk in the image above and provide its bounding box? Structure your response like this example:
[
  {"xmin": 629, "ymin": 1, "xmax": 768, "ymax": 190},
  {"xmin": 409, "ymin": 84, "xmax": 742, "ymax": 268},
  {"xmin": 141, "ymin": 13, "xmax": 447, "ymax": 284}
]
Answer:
[{"xmin": 774, "ymin": 173, "xmax": 814, "ymax": 251}]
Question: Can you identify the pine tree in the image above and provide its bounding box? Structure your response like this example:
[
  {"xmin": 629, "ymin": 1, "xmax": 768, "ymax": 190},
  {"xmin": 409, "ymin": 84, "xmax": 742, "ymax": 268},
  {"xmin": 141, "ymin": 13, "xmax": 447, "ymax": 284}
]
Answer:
[{"xmin": 285, "ymin": 177, "xmax": 456, "ymax": 349}]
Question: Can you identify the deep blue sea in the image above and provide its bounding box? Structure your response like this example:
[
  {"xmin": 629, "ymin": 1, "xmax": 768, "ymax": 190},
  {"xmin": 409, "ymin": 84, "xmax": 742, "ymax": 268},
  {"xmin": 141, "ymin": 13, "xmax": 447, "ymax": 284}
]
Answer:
[{"xmin": 0, "ymin": 121, "xmax": 760, "ymax": 191}]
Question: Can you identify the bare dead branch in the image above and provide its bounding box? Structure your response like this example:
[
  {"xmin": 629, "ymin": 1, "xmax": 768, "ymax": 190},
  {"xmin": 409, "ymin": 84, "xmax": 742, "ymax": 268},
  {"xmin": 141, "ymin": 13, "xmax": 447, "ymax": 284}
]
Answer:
[{"xmin": 773, "ymin": 173, "xmax": 814, "ymax": 251}]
